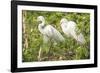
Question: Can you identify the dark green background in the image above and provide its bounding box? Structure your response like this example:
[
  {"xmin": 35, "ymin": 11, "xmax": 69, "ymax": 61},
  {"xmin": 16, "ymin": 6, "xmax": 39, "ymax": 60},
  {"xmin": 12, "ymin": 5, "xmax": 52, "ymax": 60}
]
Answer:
[{"xmin": 22, "ymin": 10, "xmax": 90, "ymax": 62}]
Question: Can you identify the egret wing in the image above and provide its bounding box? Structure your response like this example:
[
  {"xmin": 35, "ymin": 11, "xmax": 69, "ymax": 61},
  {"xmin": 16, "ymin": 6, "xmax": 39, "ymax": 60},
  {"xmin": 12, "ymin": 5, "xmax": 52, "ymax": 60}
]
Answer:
[{"xmin": 48, "ymin": 25, "xmax": 65, "ymax": 42}]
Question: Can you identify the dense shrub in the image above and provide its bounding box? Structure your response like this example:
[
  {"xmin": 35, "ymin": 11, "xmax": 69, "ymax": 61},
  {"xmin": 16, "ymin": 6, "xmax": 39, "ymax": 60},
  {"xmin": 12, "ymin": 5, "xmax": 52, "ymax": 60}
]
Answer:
[{"xmin": 22, "ymin": 10, "xmax": 90, "ymax": 62}]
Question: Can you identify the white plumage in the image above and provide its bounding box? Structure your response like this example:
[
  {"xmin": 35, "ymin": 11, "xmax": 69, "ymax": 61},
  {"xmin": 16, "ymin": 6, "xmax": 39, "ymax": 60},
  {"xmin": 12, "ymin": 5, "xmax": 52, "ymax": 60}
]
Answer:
[
  {"xmin": 37, "ymin": 16, "xmax": 65, "ymax": 44},
  {"xmin": 60, "ymin": 18, "xmax": 85, "ymax": 44}
]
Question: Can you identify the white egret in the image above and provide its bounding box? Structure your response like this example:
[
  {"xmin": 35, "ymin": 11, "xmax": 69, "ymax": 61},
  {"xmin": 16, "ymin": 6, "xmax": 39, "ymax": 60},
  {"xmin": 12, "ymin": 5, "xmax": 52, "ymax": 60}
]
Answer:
[
  {"xmin": 37, "ymin": 16, "xmax": 65, "ymax": 43},
  {"xmin": 37, "ymin": 16, "xmax": 65, "ymax": 60},
  {"xmin": 60, "ymin": 18, "xmax": 85, "ymax": 44}
]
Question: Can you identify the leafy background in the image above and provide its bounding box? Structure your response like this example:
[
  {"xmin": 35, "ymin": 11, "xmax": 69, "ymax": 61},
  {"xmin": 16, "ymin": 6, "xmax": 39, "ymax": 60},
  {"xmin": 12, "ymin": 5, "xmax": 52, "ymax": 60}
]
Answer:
[{"xmin": 22, "ymin": 10, "xmax": 90, "ymax": 62}]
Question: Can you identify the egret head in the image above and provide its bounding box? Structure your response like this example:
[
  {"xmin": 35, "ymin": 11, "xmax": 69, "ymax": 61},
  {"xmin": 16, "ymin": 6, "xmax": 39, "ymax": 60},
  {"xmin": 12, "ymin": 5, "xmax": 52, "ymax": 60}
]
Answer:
[
  {"xmin": 37, "ymin": 16, "xmax": 45, "ymax": 24},
  {"xmin": 60, "ymin": 18, "xmax": 68, "ymax": 24}
]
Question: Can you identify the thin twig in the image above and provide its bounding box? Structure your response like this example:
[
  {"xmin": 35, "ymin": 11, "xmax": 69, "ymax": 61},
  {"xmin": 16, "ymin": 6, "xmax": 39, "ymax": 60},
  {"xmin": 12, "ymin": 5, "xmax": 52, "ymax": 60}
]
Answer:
[{"xmin": 38, "ymin": 47, "xmax": 42, "ymax": 61}]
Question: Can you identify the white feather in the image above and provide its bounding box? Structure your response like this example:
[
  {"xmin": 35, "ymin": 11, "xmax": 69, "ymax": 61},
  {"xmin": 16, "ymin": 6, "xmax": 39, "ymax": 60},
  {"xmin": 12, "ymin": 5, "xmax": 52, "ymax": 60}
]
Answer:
[
  {"xmin": 37, "ymin": 16, "xmax": 65, "ymax": 44},
  {"xmin": 60, "ymin": 18, "xmax": 85, "ymax": 44}
]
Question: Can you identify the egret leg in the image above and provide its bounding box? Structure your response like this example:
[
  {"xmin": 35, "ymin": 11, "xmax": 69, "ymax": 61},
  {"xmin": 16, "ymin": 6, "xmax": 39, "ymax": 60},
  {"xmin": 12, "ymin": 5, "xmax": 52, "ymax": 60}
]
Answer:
[
  {"xmin": 38, "ymin": 47, "xmax": 42, "ymax": 61},
  {"xmin": 48, "ymin": 39, "xmax": 53, "ymax": 60}
]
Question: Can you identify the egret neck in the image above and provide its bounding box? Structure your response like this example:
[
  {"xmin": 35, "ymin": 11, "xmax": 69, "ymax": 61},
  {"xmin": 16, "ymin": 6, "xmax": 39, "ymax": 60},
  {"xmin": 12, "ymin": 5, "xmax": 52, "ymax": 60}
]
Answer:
[{"xmin": 38, "ymin": 19, "xmax": 45, "ymax": 34}]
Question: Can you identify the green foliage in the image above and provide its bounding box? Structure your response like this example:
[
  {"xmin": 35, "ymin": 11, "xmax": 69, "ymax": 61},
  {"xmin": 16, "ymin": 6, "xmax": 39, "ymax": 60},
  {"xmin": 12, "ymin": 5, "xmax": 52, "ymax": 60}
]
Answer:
[{"xmin": 22, "ymin": 10, "xmax": 90, "ymax": 62}]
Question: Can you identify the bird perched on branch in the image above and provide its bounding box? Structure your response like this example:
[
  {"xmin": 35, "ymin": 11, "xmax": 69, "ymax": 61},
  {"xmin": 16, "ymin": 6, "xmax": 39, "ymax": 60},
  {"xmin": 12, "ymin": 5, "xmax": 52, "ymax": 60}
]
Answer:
[
  {"xmin": 37, "ymin": 16, "xmax": 65, "ymax": 44},
  {"xmin": 37, "ymin": 16, "xmax": 65, "ymax": 60}
]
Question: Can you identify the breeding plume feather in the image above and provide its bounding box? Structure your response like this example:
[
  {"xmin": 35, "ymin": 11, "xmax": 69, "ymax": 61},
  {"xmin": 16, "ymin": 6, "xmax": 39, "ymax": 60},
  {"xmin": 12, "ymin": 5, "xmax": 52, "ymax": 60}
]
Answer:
[
  {"xmin": 60, "ymin": 18, "xmax": 85, "ymax": 44},
  {"xmin": 37, "ymin": 16, "xmax": 65, "ymax": 44}
]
